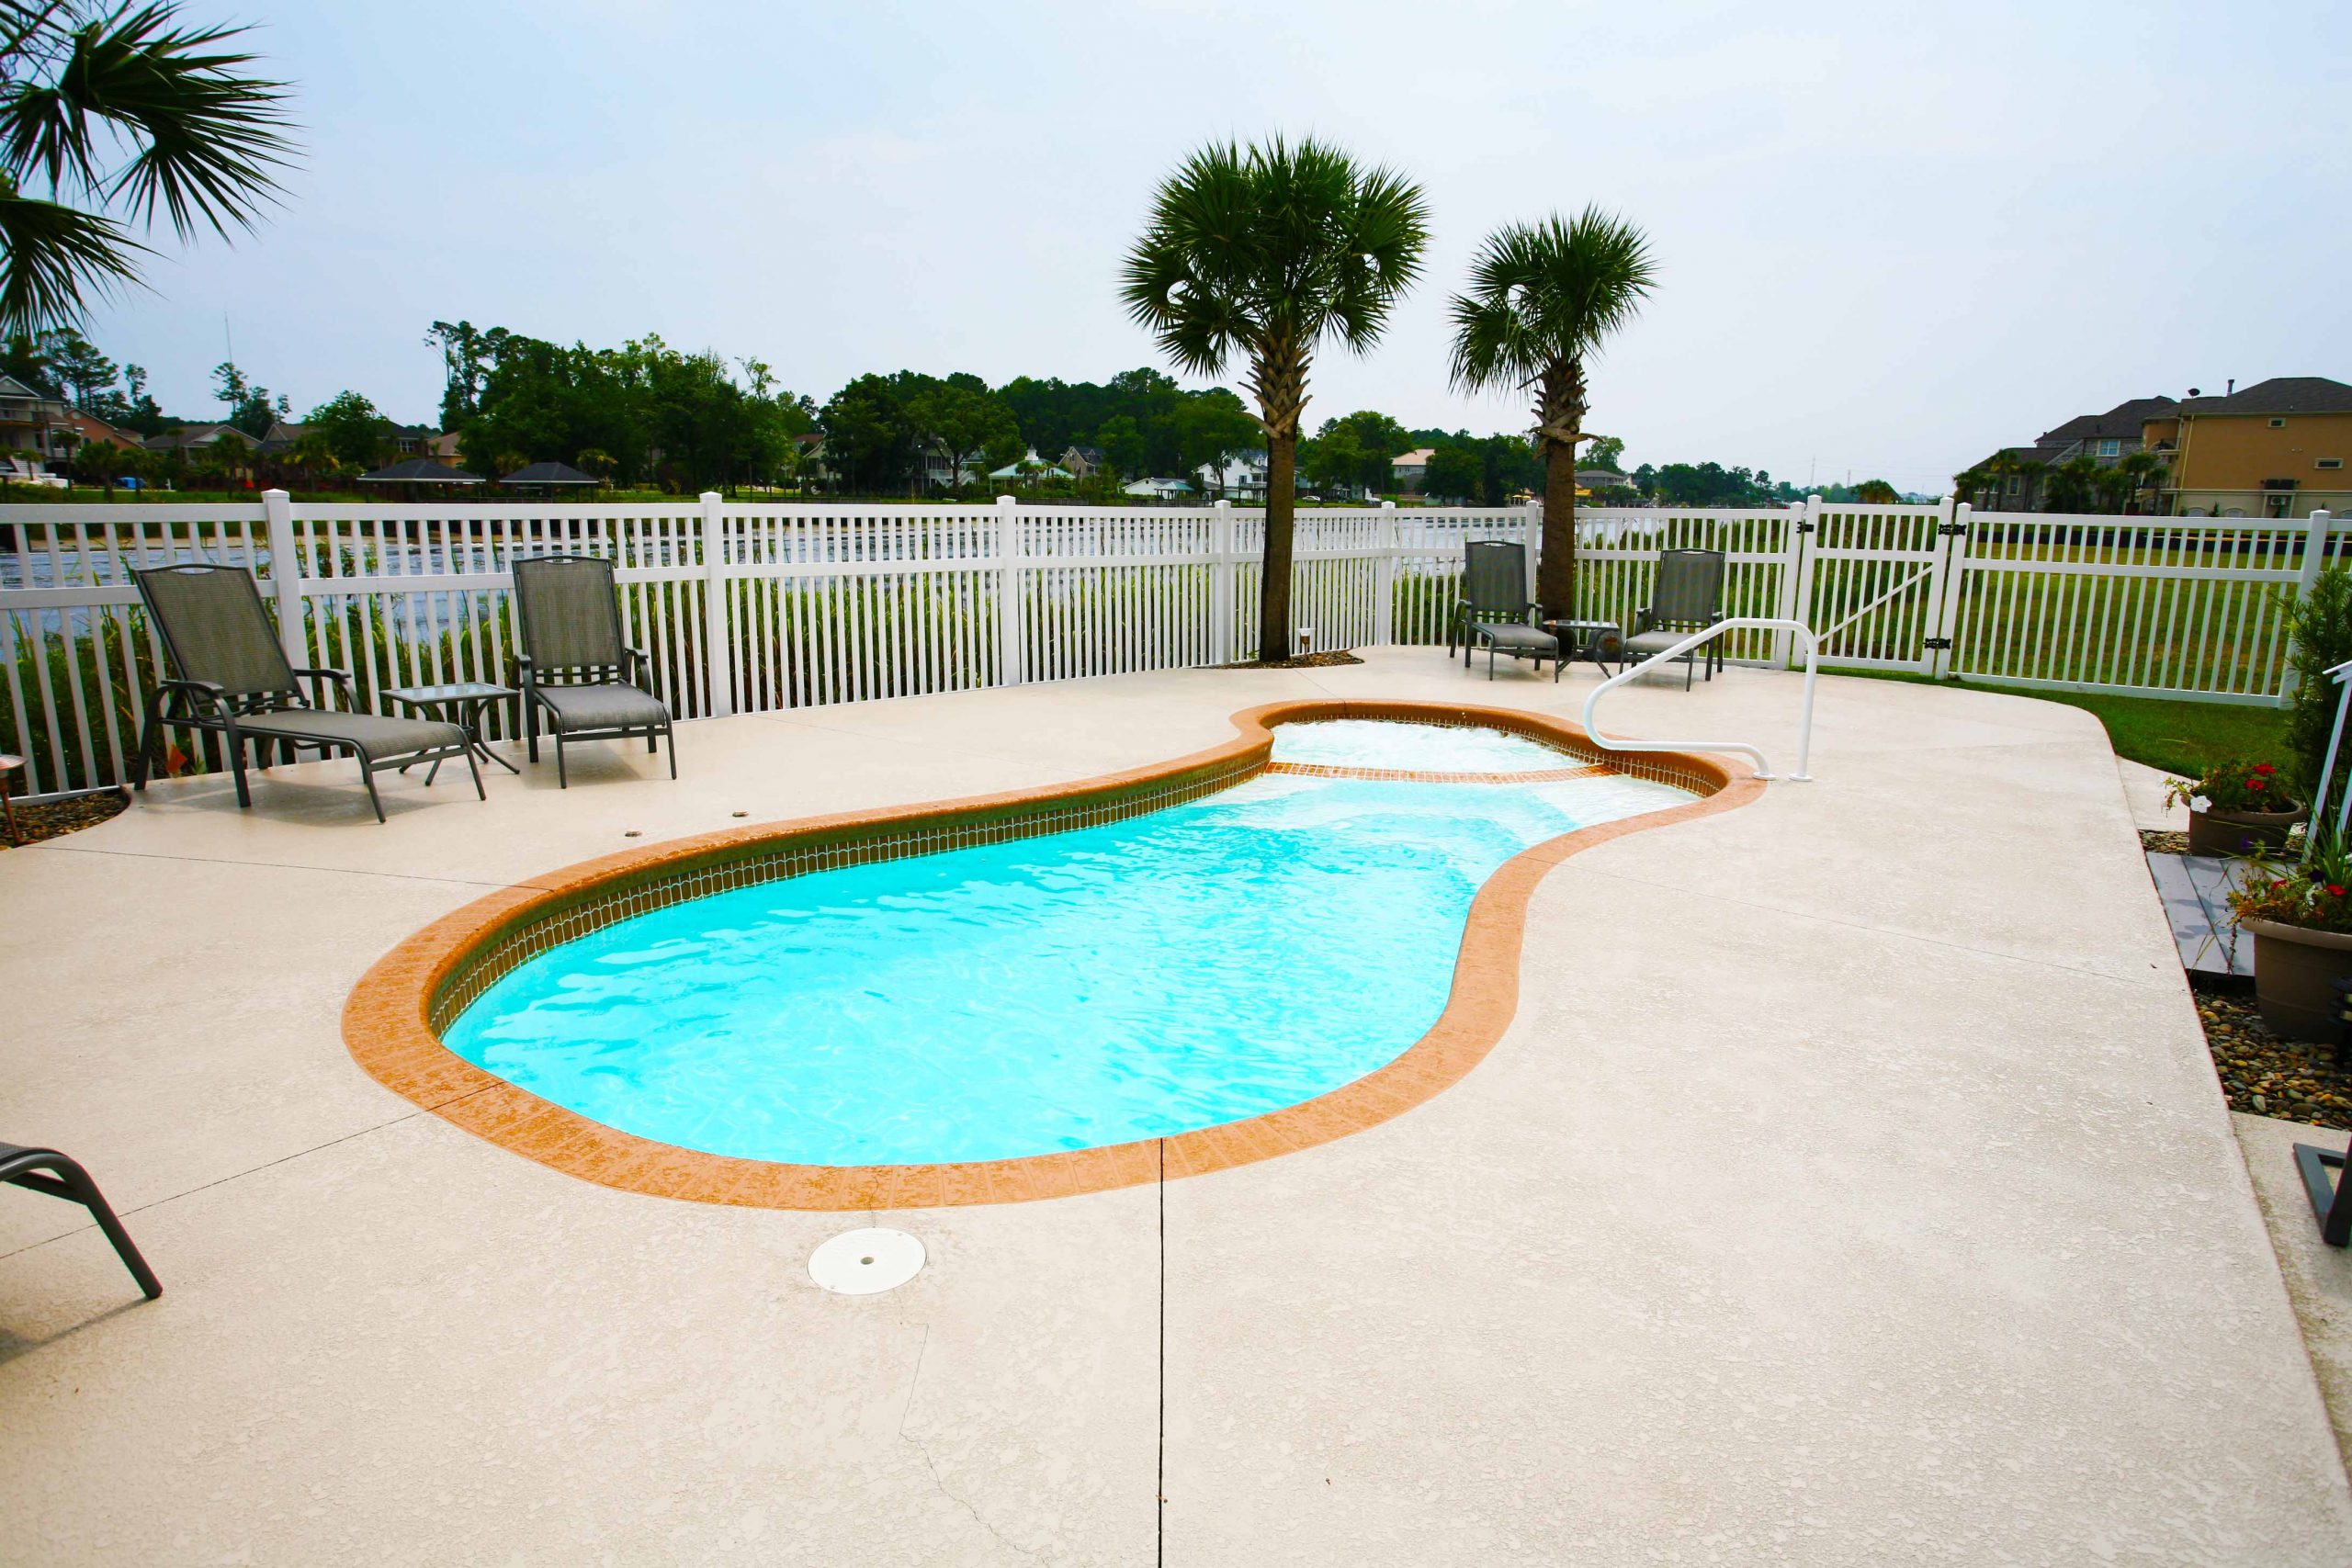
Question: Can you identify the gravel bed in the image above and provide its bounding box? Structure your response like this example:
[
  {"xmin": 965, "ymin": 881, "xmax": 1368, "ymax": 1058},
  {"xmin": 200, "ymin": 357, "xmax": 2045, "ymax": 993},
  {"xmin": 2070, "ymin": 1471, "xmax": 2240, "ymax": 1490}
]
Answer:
[
  {"xmin": 2196, "ymin": 984, "xmax": 2352, "ymax": 1131},
  {"xmin": 1, "ymin": 789, "xmax": 127, "ymax": 849}
]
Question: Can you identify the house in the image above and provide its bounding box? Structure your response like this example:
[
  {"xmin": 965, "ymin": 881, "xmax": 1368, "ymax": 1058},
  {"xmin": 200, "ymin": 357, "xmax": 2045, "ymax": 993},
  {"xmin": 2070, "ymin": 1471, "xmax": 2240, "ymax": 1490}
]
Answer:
[
  {"xmin": 143, "ymin": 423, "xmax": 261, "ymax": 456},
  {"xmin": 989, "ymin": 448, "xmax": 1072, "ymax": 485},
  {"xmin": 1059, "ymin": 446, "xmax": 1109, "ymax": 480},
  {"xmin": 258, "ymin": 420, "xmax": 446, "ymax": 459},
  {"xmin": 1962, "ymin": 395, "xmax": 2180, "ymax": 511},
  {"xmin": 1122, "ymin": 477, "xmax": 1195, "ymax": 502},
  {"xmin": 1391, "ymin": 447, "xmax": 1435, "ymax": 491},
  {"xmin": 792, "ymin": 432, "xmax": 831, "ymax": 486},
  {"xmin": 64, "ymin": 410, "xmax": 145, "ymax": 453},
  {"xmin": 0, "ymin": 373, "xmax": 73, "ymax": 464},
  {"xmin": 2141, "ymin": 378, "xmax": 2352, "ymax": 519},
  {"xmin": 1576, "ymin": 467, "xmax": 1634, "ymax": 498}
]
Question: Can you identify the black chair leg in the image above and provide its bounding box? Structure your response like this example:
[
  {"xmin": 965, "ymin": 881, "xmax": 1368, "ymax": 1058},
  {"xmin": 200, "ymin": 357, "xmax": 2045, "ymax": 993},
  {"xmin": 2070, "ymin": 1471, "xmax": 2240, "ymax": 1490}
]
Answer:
[
  {"xmin": 130, "ymin": 693, "xmax": 164, "ymax": 789},
  {"xmin": 465, "ymin": 747, "xmax": 485, "ymax": 802},
  {"xmin": 665, "ymin": 725, "xmax": 676, "ymax": 780},
  {"xmin": 555, "ymin": 734, "xmax": 568, "ymax": 789},
  {"xmin": 359, "ymin": 761, "xmax": 386, "ymax": 824},
  {"xmin": 1, "ymin": 1147, "xmax": 161, "ymax": 1299}
]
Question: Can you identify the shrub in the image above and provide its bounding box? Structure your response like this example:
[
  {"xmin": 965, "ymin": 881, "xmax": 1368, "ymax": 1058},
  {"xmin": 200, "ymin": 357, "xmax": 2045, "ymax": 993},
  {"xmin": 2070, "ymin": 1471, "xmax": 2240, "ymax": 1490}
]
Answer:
[{"xmin": 2285, "ymin": 567, "xmax": 2352, "ymax": 796}]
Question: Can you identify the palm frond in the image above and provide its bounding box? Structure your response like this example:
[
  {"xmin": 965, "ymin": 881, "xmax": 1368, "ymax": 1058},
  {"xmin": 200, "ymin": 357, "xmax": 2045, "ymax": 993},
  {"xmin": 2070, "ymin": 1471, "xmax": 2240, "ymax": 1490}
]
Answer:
[
  {"xmin": 0, "ymin": 183, "xmax": 146, "ymax": 333},
  {"xmin": 1447, "ymin": 208, "xmax": 1657, "ymax": 395},
  {"xmin": 73, "ymin": 2, "xmax": 297, "ymax": 237},
  {"xmin": 1119, "ymin": 135, "xmax": 1430, "ymax": 391}
]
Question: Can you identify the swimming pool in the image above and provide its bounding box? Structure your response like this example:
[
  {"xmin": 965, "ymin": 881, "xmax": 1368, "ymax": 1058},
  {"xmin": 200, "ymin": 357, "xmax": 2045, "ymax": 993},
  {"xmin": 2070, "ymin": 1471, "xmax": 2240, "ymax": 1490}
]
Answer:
[
  {"xmin": 348, "ymin": 699, "xmax": 1753, "ymax": 1206},
  {"xmin": 444, "ymin": 761, "xmax": 1690, "ymax": 1166}
]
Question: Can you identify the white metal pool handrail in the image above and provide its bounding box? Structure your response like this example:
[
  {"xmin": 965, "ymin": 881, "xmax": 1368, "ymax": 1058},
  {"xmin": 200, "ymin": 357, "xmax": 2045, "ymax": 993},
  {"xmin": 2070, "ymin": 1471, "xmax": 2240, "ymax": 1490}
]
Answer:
[
  {"xmin": 2302, "ymin": 658, "xmax": 2352, "ymax": 858},
  {"xmin": 1579, "ymin": 617, "xmax": 1821, "ymax": 782}
]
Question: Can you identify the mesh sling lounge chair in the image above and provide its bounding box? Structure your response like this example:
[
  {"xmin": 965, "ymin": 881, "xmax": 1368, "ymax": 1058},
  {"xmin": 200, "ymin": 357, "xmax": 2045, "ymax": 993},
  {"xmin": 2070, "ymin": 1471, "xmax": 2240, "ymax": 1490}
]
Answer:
[
  {"xmin": 1621, "ymin": 548, "xmax": 1728, "ymax": 690},
  {"xmin": 510, "ymin": 554, "xmax": 675, "ymax": 787},
  {"xmin": 130, "ymin": 563, "xmax": 481, "ymax": 823},
  {"xmin": 2, "ymin": 1142, "xmax": 161, "ymax": 1300},
  {"xmin": 1446, "ymin": 539, "xmax": 1555, "ymax": 680}
]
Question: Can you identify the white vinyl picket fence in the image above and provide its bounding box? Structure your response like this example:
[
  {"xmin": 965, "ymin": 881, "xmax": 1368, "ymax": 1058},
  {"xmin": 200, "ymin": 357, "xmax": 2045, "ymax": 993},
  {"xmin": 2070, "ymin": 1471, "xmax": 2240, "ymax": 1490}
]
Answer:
[{"xmin": 0, "ymin": 492, "xmax": 2337, "ymax": 797}]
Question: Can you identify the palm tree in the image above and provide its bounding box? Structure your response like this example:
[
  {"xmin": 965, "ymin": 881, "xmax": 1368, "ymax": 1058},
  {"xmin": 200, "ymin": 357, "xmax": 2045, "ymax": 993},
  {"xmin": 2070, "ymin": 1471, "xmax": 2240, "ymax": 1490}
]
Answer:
[
  {"xmin": 0, "ymin": 3, "xmax": 297, "ymax": 333},
  {"xmin": 2113, "ymin": 449, "xmax": 2167, "ymax": 514},
  {"xmin": 1122, "ymin": 137, "xmax": 1428, "ymax": 661},
  {"xmin": 1448, "ymin": 209, "xmax": 1657, "ymax": 616}
]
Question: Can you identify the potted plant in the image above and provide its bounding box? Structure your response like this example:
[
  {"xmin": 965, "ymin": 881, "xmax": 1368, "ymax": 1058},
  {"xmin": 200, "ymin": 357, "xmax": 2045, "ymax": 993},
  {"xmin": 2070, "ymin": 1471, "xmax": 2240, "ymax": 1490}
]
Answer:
[
  {"xmin": 2232, "ymin": 829, "xmax": 2352, "ymax": 1041},
  {"xmin": 2166, "ymin": 756, "xmax": 2307, "ymax": 856}
]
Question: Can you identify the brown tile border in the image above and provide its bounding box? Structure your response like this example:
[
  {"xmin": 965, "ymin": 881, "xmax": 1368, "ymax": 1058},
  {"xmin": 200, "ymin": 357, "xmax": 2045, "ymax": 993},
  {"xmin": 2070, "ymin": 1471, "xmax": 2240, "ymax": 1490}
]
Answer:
[{"xmin": 343, "ymin": 699, "xmax": 1764, "ymax": 1210}]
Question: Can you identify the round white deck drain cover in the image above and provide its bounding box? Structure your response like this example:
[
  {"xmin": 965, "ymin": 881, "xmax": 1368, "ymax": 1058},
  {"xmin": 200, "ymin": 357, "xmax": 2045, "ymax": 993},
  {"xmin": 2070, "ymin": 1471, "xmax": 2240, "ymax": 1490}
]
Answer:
[{"xmin": 808, "ymin": 1228, "xmax": 925, "ymax": 1295}]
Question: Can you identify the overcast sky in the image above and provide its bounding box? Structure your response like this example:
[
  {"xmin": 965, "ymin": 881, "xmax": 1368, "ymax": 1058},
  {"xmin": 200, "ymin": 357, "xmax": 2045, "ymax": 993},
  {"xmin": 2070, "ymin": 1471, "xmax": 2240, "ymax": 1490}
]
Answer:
[{"xmin": 79, "ymin": 0, "xmax": 2349, "ymax": 493}]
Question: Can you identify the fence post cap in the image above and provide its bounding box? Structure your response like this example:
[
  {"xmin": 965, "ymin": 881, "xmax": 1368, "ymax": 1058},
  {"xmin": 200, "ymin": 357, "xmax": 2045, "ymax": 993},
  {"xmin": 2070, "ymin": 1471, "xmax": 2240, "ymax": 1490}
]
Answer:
[
  {"xmin": 699, "ymin": 491, "xmax": 722, "ymax": 502},
  {"xmin": 995, "ymin": 494, "xmax": 1016, "ymax": 506},
  {"xmin": 262, "ymin": 488, "xmax": 291, "ymax": 501}
]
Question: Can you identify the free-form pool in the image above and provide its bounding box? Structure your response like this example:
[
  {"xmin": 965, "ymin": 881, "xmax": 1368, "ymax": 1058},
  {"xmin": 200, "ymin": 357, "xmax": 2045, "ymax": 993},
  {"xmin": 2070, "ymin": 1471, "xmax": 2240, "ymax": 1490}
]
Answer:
[{"xmin": 444, "ymin": 728, "xmax": 1690, "ymax": 1167}]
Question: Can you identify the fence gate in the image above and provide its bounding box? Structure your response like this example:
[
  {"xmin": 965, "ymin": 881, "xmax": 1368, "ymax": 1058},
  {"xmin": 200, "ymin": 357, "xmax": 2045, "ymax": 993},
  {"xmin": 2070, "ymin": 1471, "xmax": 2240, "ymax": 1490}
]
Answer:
[{"xmin": 1792, "ymin": 500, "xmax": 1958, "ymax": 674}]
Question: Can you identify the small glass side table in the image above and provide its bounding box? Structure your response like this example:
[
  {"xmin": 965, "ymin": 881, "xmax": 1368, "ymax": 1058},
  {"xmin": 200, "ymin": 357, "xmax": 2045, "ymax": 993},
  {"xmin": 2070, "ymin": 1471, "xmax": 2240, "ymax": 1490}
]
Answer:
[
  {"xmin": 383, "ymin": 682, "xmax": 522, "ymax": 781},
  {"xmin": 1540, "ymin": 619, "xmax": 1623, "ymax": 682}
]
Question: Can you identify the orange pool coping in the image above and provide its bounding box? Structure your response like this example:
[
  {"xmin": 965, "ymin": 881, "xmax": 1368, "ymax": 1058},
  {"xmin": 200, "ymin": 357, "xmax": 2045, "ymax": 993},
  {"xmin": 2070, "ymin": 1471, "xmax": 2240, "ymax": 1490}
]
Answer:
[{"xmin": 343, "ymin": 700, "xmax": 1764, "ymax": 1210}]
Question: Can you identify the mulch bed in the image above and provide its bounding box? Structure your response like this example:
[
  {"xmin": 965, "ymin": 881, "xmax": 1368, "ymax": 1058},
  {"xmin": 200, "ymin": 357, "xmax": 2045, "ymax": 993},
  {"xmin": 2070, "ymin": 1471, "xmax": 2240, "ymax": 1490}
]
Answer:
[
  {"xmin": 2139, "ymin": 828, "xmax": 2190, "ymax": 856},
  {"xmin": 2, "ymin": 789, "xmax": 127, "ymax": 849},
  {"xmin": 2195, "ymin": 984, "xmax": 2352, "ymax": 1131},
  {"xmin": 1209, "ymin": 651, "xmax": 1365, "ymax": 671}
]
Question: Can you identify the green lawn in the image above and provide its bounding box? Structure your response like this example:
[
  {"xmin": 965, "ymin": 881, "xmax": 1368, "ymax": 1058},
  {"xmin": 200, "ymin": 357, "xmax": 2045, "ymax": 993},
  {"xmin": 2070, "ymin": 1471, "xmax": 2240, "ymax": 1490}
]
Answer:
[{"xmin": 1957, "ymin": 681, "xmax": 2288, "ymax": 778}]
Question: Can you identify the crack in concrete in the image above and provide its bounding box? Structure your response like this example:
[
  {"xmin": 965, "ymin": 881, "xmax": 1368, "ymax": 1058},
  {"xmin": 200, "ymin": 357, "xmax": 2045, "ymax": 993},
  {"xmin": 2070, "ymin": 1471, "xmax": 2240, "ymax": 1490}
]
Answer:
[{"xmin": 895, "ymin": 1321, "xmax": 1045, "ymax": 1563}]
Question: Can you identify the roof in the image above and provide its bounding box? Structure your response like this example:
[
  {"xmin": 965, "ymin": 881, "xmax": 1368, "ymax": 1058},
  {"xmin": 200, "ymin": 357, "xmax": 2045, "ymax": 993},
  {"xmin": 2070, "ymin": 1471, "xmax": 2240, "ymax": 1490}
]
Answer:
[
  {"xmin": 143, "ymin": 423, "xmax": 259, "ymax": 452},
  {"xmin": 2177, "ymin": 378, "xmax": 2352, "ymax": 416},
  {"xmin": 0, "ymin": 373, "xmax": 67, "ymax": 404},
  {"xmin": 1392, "ymin": 448, "xmax": 1436, "ymax": 467},
  {"xmin": 499, "ymin": 460, "xmax": 597, "ymax": 486},
  {"xmin": 2038, "ymin": 397, "xmax": 2178, "ymax": 444},
  {"xmin": 356, "ymin": 458, "xmax": 483, "ymax": 484}
]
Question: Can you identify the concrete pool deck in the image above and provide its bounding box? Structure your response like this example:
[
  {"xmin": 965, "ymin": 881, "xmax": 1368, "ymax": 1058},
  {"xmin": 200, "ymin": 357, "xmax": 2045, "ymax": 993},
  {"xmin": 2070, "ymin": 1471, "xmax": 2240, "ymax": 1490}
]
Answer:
[{"xmin": 3, "ymin": 649, "xmax": 2347, "ymax": 1563}]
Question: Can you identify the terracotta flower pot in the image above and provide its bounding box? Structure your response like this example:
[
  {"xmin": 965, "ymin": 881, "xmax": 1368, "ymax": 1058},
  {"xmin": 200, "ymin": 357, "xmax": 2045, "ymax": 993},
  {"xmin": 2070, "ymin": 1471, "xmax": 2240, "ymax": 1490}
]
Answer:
[
  {"xmin": 2243, "ymin": 916, "xmax": 2352, "ymax": 1042},
  {"xmin": 2186, "ymin": 801, "xmax": 2308, "ymax": 857}
]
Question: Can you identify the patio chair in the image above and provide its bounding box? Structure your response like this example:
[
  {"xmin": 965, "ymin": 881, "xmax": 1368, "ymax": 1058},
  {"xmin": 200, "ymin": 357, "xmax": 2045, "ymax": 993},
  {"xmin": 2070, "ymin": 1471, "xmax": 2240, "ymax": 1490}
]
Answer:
[
  {"xmin": 510, "ymin": 554, "xmax": 676, "ymax": 787},
  {"xmin": 2, "ymin": 1142, "xmax": 162, "ymax": 1299},
  {"xmin": 1446, "ymin": 539, "xmax": 1555, "ymax": 680},
  {"xmin": 1621, "ymin": 548, "xmax": 1728, "ymax": 690},
  {"xmin": 129, "ymin": 563, "xmax": 481, "ymax": 823}
]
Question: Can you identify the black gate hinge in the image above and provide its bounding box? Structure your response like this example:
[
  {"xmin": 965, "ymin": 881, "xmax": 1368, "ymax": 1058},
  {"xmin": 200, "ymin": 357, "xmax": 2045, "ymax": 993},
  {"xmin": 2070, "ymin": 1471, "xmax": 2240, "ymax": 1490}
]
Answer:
[
  {"xmin": 1937, "ymin": 522, "xmax": 1967, "ymax": 536},
  {"xmin": 1794, "ymin": 521, "xmax": 1816, "ymax": 534},
  {"xmin": 1922, "ymin": 637, "xmax": 1953, "ymax": 649}
]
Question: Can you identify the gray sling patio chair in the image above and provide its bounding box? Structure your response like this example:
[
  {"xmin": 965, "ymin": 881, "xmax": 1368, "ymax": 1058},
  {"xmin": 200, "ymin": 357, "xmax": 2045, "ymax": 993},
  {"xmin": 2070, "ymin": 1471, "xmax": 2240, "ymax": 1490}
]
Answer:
[
  {"xmin": 510, "ymin": 554, "xmax": 676, "ymax": 787},
  {"xmin": 2, "ymin": 1141, "xmax": 161, "ymax": 1300},
  {"xmin": 1621, "ymin": 548, "xmax": 1728, "ymax": 690},
  {"xmin": 129, "ymin": 563, "xmax": 481, "ymax": 823},
  {"xmin": 1446, "ymin": 539, "xmax": 1555, "ymax": 680}
]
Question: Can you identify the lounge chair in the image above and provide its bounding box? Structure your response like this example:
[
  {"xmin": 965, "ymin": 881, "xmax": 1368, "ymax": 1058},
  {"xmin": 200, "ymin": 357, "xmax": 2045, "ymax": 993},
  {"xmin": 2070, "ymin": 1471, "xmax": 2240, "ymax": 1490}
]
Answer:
[
  {"xmin": 2, "ymin": 1142, "xmax": 162, "ymax": 1299},
  {"xmin": 510, "ymin": 554, "xmax": 676, "ymax": 787},
  {"xmin": 1446, "ymin": 539, "xmax": 1555, "ymax": 680},
  {"xmin": 130, "ymin": 563, "xmax": 481, "ymax": 822},
  {"xmin": 1621, "ymin": 548, "xmax": 1728, "ymax": 690}
]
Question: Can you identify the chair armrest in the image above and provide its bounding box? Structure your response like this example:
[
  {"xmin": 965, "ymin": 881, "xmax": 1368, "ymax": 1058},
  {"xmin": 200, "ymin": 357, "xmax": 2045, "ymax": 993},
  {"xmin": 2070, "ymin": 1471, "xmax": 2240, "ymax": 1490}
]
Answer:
[
  {"xmin": 1631, "ymin": 605, "xmax": 1657, "ymax": 633},
  {"xmin": 512, "ymin": 653, "xmax": 537, "ymax": 693},
  {"xmin": 290, "ymin": 666, "xmax": 354, "ymax": 709},
  {"xmin": 623, "ymin": 646, "xmax": 653, "ymax": 683},
  {"xmin": 154, "ymin": 678, "xmax": 229, "ymax": 717}
]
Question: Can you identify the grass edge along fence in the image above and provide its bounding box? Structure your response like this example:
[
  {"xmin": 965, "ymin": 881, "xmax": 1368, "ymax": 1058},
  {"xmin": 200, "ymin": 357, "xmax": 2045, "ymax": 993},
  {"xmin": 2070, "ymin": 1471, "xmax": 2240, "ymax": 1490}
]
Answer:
[{"xmin": 1, "ymin": 493, "xmax": 2337, "ymax": 797}]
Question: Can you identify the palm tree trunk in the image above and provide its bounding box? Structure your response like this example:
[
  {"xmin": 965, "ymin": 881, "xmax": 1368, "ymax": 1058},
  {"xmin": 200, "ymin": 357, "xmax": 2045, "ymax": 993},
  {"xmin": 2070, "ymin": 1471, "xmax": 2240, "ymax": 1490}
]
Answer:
[
  {"xmin": 1260, "ymin": 432, "xmax": 1297, "ymax": 661},
  {"xmin": 1538, "ymin": 435, "xmax": 1578, "ymax": 618}
]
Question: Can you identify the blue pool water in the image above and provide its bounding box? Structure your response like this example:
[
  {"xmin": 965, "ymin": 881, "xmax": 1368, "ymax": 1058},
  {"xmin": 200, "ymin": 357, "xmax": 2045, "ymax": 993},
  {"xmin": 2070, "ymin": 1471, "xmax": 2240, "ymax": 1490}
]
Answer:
[{"xmin": 446, "ymin": 756, "xmax": 1690, "ymax": 1167}]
